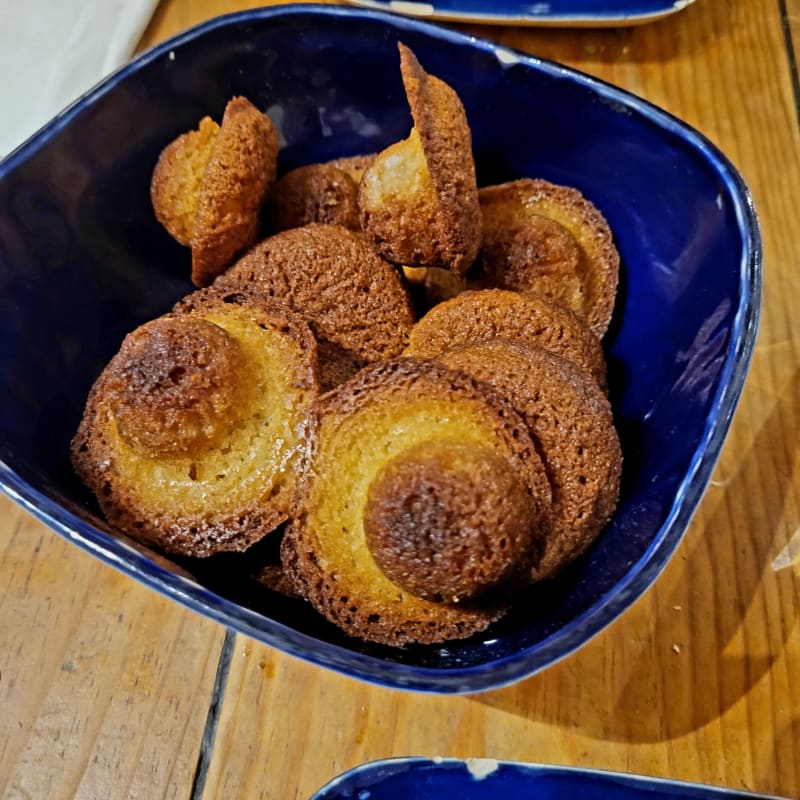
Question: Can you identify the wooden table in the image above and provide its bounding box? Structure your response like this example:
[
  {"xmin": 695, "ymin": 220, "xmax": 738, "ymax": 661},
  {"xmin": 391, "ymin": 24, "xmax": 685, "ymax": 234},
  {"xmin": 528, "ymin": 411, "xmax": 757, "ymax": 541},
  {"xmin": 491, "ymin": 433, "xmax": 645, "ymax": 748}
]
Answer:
[{"xmin": 2, "ymin": 1, "xmax": 799, "ymax": 797}]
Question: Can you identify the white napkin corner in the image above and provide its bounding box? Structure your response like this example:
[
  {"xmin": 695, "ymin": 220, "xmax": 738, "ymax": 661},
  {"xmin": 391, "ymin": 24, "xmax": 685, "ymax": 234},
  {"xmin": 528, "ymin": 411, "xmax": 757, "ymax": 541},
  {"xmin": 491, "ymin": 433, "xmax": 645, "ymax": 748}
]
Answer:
[{"xmin": 0, "ymin": 0, "xmax": 160, "ymax": 156}]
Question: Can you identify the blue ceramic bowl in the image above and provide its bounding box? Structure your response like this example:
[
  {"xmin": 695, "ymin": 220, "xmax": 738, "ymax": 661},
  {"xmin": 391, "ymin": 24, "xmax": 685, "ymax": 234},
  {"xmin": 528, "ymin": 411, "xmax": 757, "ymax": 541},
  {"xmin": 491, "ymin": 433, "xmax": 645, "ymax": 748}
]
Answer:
[
  {"xmin": 309, "ymin": 758, "xmax": 785, "ymax": 799},
  {"xmin": 0, "ymin": 4, "xmax": 760, "ymax": 693}
]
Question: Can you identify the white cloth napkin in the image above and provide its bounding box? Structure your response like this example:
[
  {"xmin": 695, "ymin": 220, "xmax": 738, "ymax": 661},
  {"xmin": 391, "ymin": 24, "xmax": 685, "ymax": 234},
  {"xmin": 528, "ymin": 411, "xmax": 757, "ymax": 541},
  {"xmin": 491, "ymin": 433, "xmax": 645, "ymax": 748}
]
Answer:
[{"xmin": 0, "ymin": 0, "xmax": 160, "ymax": 156}]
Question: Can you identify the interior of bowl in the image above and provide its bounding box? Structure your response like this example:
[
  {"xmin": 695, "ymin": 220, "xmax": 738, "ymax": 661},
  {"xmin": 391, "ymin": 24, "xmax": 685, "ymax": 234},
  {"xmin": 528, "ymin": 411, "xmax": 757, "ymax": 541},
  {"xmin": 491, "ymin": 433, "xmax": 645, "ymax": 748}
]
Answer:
[{"xmin": 0, "ymin": 6, "xmax": 759, "ymax": 692}]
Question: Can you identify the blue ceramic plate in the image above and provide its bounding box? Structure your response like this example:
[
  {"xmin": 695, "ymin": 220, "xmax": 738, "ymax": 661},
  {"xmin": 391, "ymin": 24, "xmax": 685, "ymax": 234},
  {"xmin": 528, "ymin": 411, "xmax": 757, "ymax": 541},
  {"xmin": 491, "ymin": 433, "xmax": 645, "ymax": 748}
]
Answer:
[
  {"xmin": 309, "ymin": 758, "xmax": 786, "ymax": 799},
  {"xmin": 345, "ymin": 0, "xmax": 697, "ymax": 27},
  {"xmin": 0, "ymin": 4, "xmax": 760, "ymax": 693}
]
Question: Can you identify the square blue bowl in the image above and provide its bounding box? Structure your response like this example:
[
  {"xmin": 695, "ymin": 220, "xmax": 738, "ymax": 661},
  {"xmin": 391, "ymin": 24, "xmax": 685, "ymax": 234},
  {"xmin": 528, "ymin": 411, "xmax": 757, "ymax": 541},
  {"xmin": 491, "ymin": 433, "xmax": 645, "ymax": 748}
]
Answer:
[{"xmin": 0, "ymin": 4, "xmax": 760, "ymax": 693}]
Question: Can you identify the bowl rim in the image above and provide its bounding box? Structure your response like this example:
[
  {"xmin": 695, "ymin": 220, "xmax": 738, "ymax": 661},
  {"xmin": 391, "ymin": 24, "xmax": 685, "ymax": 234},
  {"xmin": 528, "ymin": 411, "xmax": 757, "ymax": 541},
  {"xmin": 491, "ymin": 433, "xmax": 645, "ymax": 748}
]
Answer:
[{"xmin": 0, "ymin": 3, "xmax": 762, "ymax": 693}]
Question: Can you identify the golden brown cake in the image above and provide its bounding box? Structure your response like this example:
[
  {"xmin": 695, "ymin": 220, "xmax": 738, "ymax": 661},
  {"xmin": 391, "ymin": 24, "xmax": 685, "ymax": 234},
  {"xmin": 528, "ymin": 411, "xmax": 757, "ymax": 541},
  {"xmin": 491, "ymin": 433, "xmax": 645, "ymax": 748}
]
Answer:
[
  {"xmin": 269, "ymin": 153, "xmax": 377, "ymax": 233},
  {"xmin": 363, "ymin": 440, "xmax": 537, "ymax": 603},
  {"xmin": 438, "ymin": 339, "xmax": 622, "ymax": 580},
  {"xmin": 215, "ymin": 223, "xmax": 415, "ymax": 391},
  {"xmin": 476, "ymin": 179, "xmax": 620, "ymax": 337},
  {"xmin": 281, "ymin": 358, "xmax": 553, "ymax": 646},
  {"xmin": 402, "ymin": 265, "xmax": 466, "ymax": 315},
  {"xmin": 358, "ymin": 44, "xmax": 481, "ymax": 276},
  {"xmin": 150, "ymin": 116, "xmax": 219, "ymax": 248},
  {"xmin": 405, "ymin": 288, "xmax": 608, "ymax": 391},
  {"xmin": 151, "ymin": 96, "xmax": 280, "ymax": 287},
  {"xmin": 251, "ymin": 561, "xmax": 303, "ymax": 599},
  {"xmin": 71, "ymin": 287, "xmax": 319, "ymax": 557},
  {"xmin": 327, "ymin": 153, "xmax": 376, "ymax": 181},
  {"xmin": 269, "ymin": 163, "xmax": 361, "ymax": 232}
]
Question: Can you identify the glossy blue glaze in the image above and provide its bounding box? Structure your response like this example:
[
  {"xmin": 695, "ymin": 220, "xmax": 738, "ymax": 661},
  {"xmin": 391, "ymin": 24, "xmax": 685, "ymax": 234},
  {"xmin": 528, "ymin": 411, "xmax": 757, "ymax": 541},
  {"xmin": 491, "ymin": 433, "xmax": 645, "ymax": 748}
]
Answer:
[
  {"xmin": 0, "ymin": 4, "xmax": 760, "ymax": 693},
  {"xmin": 346, "ymin": 0, "xmax": 696, "ymax": 26},
  {"xmin": 309, "ymin": 759, "xmax": 786, "ymax": 800}
]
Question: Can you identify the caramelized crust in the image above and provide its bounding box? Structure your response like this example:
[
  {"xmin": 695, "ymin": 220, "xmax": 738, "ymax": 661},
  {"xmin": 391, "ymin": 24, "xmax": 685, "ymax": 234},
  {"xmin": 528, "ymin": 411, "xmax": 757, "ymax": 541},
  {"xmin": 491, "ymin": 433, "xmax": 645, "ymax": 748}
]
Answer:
[
  {"xmin": 438, "ymin": 340, "xmax": 622, "ymax": 579},
  {"xmin": 281, "ymin": 358, "xmax": 553, "ymax": 645},
  {"xmin": 72, "ymin": 287, "xmax": 319, "ymax": 557},
  {"xmin": 215, "ymin": 223, "xmax": 414, "ymax": 391},
  {"xmin": 269, "ymin": 153, "xmax": 377, "ymax": 233},
  {"xmin": 269, "ymin": 163, "xmax": 361, "ymax": 232},
  {"xmin": 106, "ymin": 316, "xmax": 250, "ymax": 457},
  {"xmin": 364, "ymin": 441, "xmax": 536, "ymax": 602},
  {"xmin": 402, "ymin": 265, "xmax": 466, "ymax": 315},
  {"xmin": 358, "ymin": 44, "xmax": 481, "ymax": 275},
  {"xmin": 477, "ymin": 212, "xmax": 583, "ymax": 314},
  {"xmin": 251, "ymin": 561, "xmax": 303, "ymax": 599},
  {"xmin": 477, "ymin": 179, "xmax": 620, "ymax": 336},
  {"xmin": 405, "ymin": 288, "xmax": 607, "ymax": 390},
  {"xmin": 326, "ymin": 153, "xmax": 376, "ymax": 182}
]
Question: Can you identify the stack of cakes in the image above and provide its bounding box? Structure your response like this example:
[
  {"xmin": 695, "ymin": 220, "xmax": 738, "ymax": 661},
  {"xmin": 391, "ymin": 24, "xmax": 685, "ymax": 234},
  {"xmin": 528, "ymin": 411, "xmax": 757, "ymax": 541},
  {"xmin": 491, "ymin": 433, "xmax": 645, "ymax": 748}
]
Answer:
[{"xmin": 73, "ymin": 44, "xmax": 622, "ymax": 646}]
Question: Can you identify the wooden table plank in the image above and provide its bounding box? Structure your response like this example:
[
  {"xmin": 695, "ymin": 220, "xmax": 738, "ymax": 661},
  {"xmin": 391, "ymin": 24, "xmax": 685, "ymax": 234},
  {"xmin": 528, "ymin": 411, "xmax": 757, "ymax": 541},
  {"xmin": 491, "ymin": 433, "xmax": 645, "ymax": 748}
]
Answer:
[
  {"xmin": 0, "ymin": 494, "xmax": 225, "ymax": 800},
  {"xmin": 137, "ymin": 0, "xmax": 800, "ymax": 797},
  {"xmin": 200, "ymin": 515, "xmax": 799, "ymax": 798}
]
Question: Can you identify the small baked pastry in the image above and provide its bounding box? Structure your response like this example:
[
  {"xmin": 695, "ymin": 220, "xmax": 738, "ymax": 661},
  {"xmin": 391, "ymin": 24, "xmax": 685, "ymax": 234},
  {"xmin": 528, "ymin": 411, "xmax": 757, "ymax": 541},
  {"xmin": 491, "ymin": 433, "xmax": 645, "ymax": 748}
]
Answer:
[
  {"xmin": 476, "ymin": 179, "xmax": 620, "ymax": 337},
  {"xmin": 71, "ymin": 287, "xmax": 318, "ymax": 557},
  {"xmin": 251, "ymin": 561, "xmax": 303, "ymax": 599},
  {"xmin": 327, "ymin": 153, "xmax": 376, "ymax": 182},
  {"xmin": 215, "ymin": 223, "xmax": 415, "ymax": 391},
  {"xmin": 405, "ymin": 288, "xmax": 607, "ymax": 391},
  {"xmin": 358, "ymin": 43, "xmax": 481, "ymax": 276},
  {"xmin": 151, "ymin": 96, "xmax": 280, "ymax": 287},
  {"xmin": 269, "ymin": 154, "xmax": 376, "ymax": 232},
  {"xmin": 281, "ymin": 358, "xmax": 553, "ymax": 646},
  {"xmin": 401, "ymin": 265, "xmax": 466, "ymax": 315},
  {"xmin": 438, "ymin": 339, "xmax": 622, "ymax": 579}
]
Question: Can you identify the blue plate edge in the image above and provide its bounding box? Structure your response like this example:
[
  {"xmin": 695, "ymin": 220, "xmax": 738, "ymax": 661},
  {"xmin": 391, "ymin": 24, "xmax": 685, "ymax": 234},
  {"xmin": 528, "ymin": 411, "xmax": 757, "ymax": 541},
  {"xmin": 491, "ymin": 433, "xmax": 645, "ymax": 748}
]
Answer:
[
  {"xmin": 343, "ymin": 0, "xmax": 698, "ymax": 27},
  {"xmin": 308, "ymin": 757, "xmax": 788, "ymax": 799}
]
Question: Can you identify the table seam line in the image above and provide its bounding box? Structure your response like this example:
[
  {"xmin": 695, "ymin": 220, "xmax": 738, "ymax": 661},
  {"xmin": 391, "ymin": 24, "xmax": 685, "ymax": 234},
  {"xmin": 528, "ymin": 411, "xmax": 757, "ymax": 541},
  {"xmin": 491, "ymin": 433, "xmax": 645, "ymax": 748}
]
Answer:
[
  {"xmin": 777, "ymin": 0, "xmax": 800, "ymax": 132},
  {"xmin": 189, "ymin": 627, "xmax": 235, "ymax": 800}
]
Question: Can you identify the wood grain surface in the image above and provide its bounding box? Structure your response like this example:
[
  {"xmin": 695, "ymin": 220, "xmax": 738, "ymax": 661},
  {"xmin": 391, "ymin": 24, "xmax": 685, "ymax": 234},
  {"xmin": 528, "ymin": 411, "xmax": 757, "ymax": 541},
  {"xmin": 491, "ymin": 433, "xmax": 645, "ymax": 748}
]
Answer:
[
  {"xmin": 2, "ymin": 1, "xmax": 799, "ymax": 798},
  {"xmin": 0, "ymin": 495, "xmax": 225, "ymax": 799}
]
